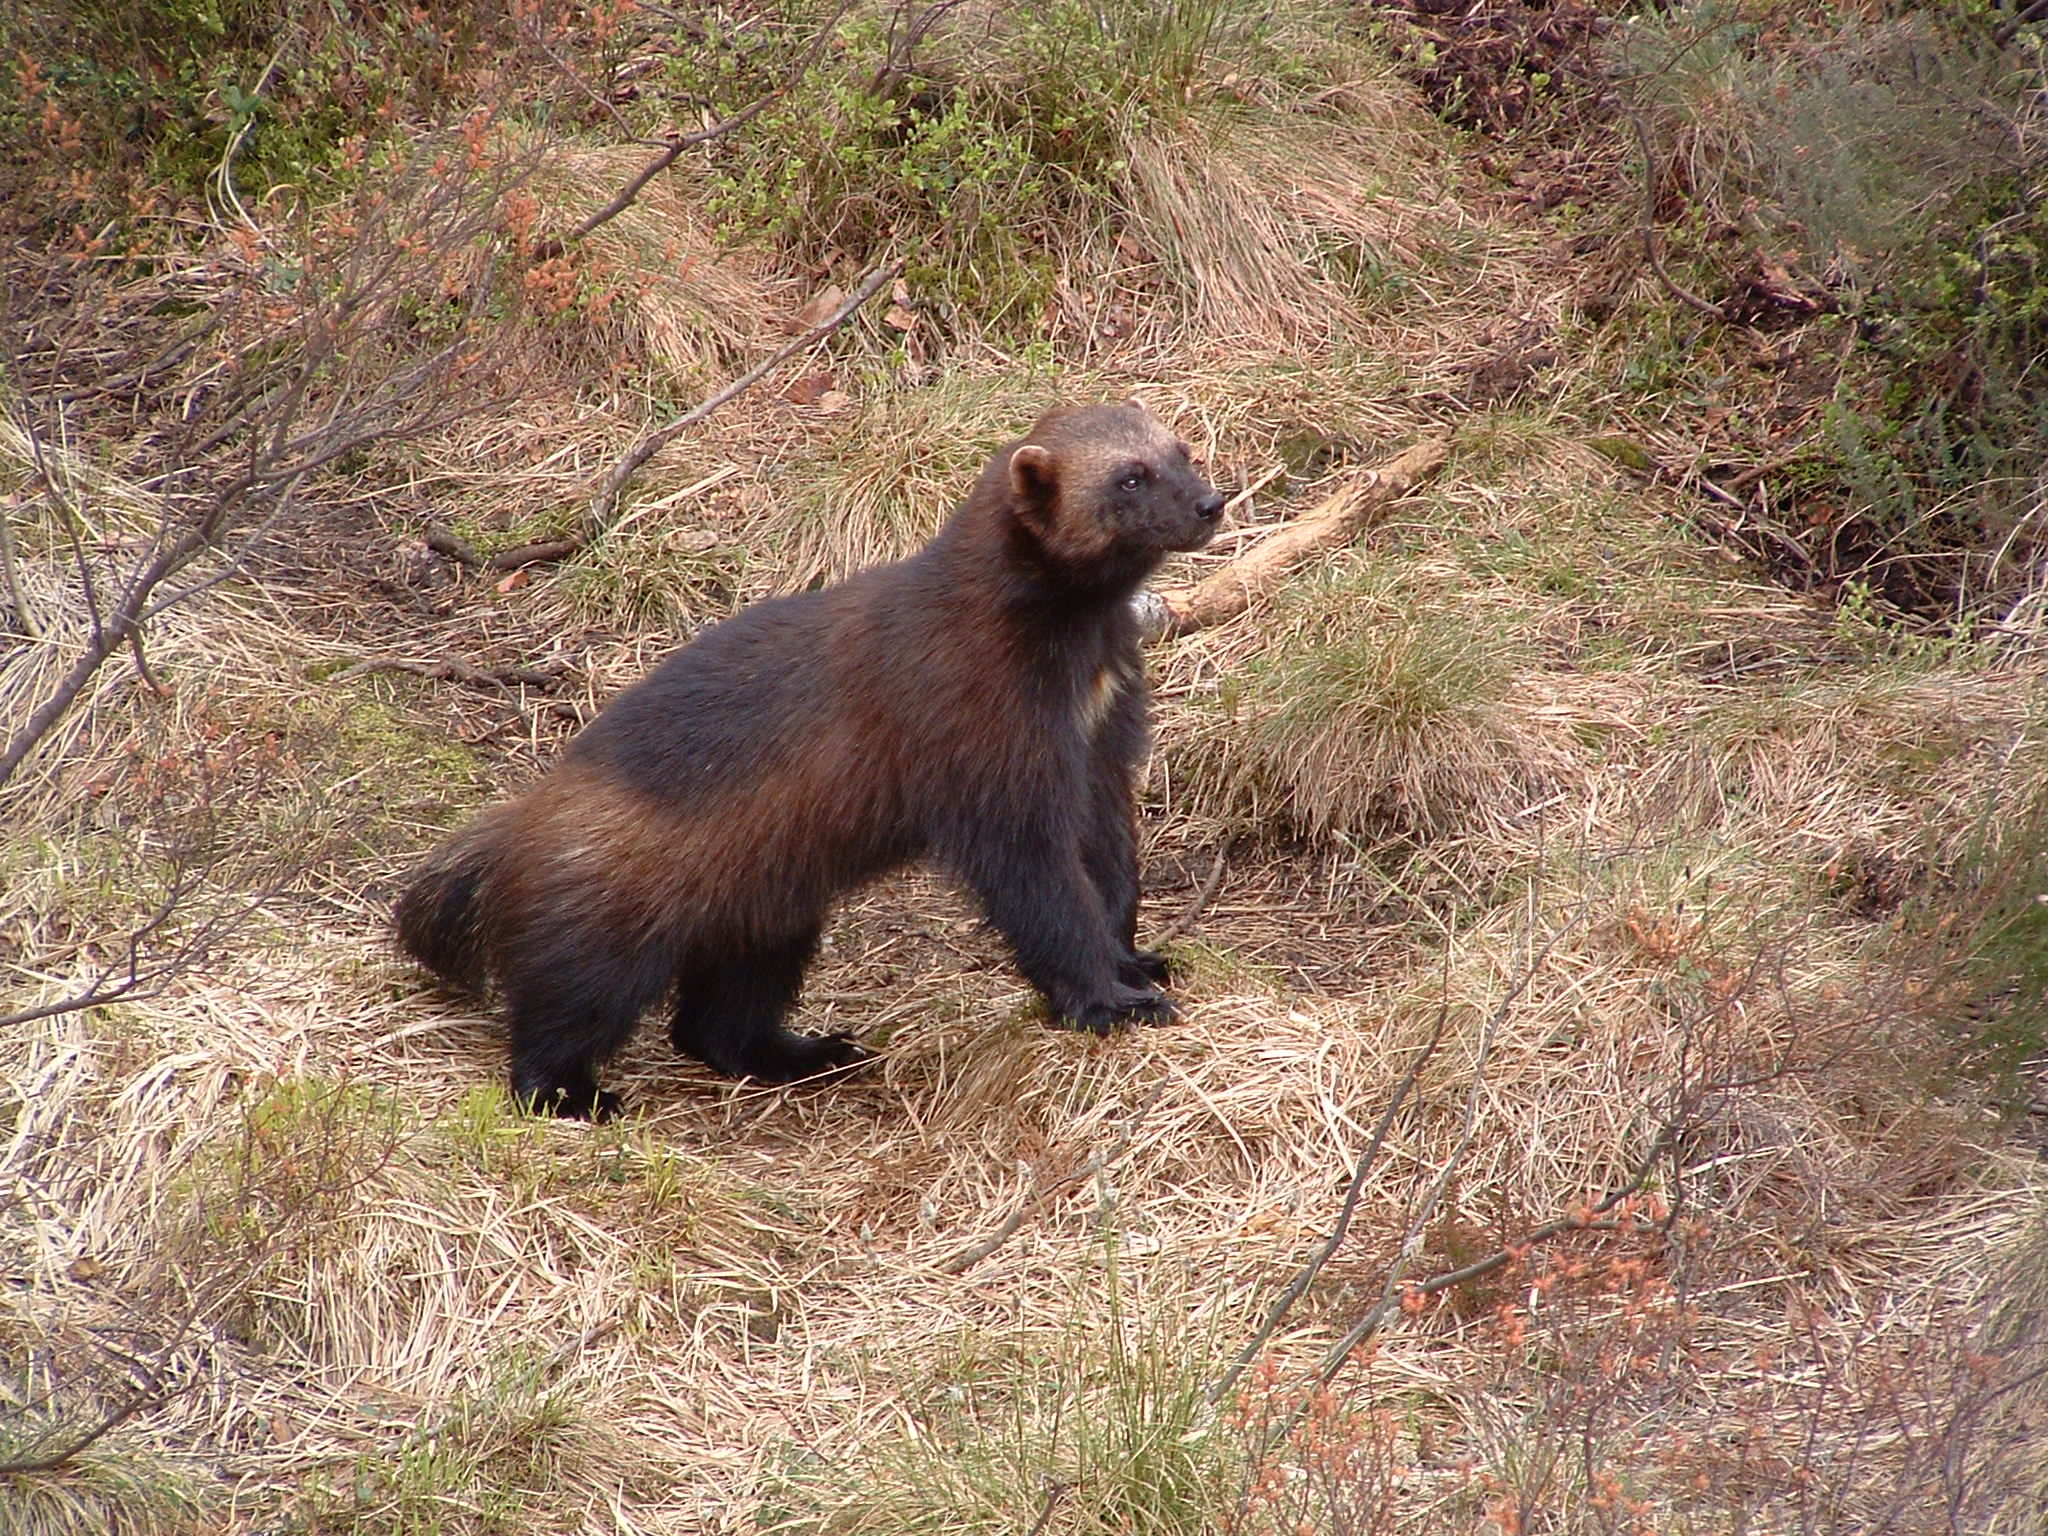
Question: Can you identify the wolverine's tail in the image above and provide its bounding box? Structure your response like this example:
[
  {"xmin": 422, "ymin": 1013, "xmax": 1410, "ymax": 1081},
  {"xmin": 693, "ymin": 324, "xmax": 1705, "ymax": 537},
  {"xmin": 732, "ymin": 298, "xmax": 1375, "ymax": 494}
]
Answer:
[{"xmin": 391, "ymin": 818, "xmax": 504, "ymax": 994}]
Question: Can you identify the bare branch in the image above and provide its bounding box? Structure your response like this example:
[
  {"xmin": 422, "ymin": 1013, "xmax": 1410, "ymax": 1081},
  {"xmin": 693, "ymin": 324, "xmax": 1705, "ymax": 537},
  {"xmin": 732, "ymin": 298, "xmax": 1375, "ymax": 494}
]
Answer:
[
  {"xmin": 871, "ymin": 0, "xmax": 975, "ymax": 96},
  {"xmin": 531, "ymin": 3, "xmax": 853, "ymax": 261},
  {"xmin": 584, "ymin": 257, "xmax": 903, "ymax": 539},
  {"xmin": 0, "ymin": 157, "xmax": 522, "ymax": 791},
  {"xmin": 0, "ymin": 1381, "xmax": 175, "ymax": 1477},
  {"xmin": 1323, "ymin": 896, "xmax": 1591, "ymax": 1383},
  {"xmin": 0, "ymin": 872, "xmax": 206, "ymax": 1030}
]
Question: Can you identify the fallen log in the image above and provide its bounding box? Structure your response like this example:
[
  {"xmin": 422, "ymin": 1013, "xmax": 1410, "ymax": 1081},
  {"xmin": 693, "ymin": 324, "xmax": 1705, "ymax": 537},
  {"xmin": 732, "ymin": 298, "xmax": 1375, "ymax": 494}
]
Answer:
[{"xmin": 1134, "ymin": 434, "xmax": 1450, "ymax": 642}]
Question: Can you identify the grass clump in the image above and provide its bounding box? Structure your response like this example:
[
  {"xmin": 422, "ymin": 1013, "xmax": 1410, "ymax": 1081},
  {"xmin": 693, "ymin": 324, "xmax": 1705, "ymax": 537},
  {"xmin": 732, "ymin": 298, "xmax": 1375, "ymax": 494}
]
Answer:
[
  {"xmin": 668, "ymin": 0, "xmax": 1247, "ymax": 327},
  {"xmin": 662, "ymin": 0, "xmax": 1406, "ymax": 339},
  {"xmin": 1901, "ymin": 781, "xmax": 2048, "ymax": 1108},
  {"xmin": 1176, "ymin": 567, "xmax": 1559, "ymax": 844},
  {"xmin": 296, "ymin": 1355, "xmax": 597, "ymax": 1536},
  {"xmin": 765, "ymin": 1250, "xmax": 1243, "ymax": 1535},
  {"xmin": 0, "ymin": 1433, "xmax": 211, "ymax": 1536}
]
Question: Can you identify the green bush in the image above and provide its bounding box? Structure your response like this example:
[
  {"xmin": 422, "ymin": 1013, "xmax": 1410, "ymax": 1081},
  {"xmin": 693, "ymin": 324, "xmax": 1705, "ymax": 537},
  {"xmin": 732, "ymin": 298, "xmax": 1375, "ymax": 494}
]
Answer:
[
  {"xmin": 2, "ymin": 0, "xmax": 563, "ymax": 227},
  {"xmin": 664, "ymin": 0, "xmax": 1325, "ymax": 333},
  {"xmin": 1615, "ymin": 3, "xmax": 2046, "ymax": 619}
]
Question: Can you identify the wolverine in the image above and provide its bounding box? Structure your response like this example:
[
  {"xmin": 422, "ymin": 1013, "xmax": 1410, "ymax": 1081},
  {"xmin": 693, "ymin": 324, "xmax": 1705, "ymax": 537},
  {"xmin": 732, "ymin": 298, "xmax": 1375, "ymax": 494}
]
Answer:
[{"xmin": 393, "ymin": 400, "xmax": 1224, "ymax": 1117}]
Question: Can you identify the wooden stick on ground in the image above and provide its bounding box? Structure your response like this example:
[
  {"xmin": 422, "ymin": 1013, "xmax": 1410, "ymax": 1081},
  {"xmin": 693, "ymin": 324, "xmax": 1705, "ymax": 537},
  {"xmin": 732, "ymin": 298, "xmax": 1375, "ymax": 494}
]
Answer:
[{"xmin": 1136, "ymin": 434, "xmax": 1450, "ymax": 643}]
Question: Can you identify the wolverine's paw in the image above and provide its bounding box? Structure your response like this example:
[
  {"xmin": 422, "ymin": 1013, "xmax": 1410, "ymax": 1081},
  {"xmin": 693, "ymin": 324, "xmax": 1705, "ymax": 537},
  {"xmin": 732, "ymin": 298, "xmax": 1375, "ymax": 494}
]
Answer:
[
  {"xmin": 1058, "ymin": 986, "xmax": 1179, "ymax": 1035},
  {"xmin": 735, "ymin": 1029, "xmax": 870, "ymax": 1084},
  {"xmin": 1116, "ymin": 989, "xmax": 1180, "ymax": 1029},
  {"xmin": 1121, "ymin": 948, "xmax": 1172, "ymax": 987},
  {"xmin": 512, "ymin": 1079, "xmax": 624, "ymax": 1121}
]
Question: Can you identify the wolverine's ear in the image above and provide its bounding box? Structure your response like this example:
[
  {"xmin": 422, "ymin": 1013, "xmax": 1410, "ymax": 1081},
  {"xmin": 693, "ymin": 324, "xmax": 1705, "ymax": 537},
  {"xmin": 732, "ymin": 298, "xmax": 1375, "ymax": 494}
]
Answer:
[{"xmin": 1009, "ymin": 444, "xmax": 1057, "ymax": 507}]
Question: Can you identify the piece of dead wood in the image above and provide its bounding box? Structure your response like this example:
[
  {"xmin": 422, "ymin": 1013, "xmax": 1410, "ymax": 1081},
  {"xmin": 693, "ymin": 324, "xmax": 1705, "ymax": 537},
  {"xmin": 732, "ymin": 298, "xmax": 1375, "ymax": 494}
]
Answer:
[
  {"xmin": 1135, "ymin": 434, "xmax": 1450, "ymax": 642},
  {"xmin": 329, "ymin": 654, "xmax": 565, "ymax": 691},
  {"xmin": 422, "ymin": 527, "xmax": 585, "ymax": 575}
]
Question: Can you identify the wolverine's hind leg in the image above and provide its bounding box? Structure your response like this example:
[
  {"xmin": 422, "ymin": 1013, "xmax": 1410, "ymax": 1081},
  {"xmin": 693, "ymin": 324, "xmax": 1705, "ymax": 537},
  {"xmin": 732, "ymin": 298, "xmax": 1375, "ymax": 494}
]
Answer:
[
  {"xmin": 503, "ymin": 939, "xmax": 670, "ymax": 1119},
  {"xmin": 669, "ymin": 926, "xmax": 865, "ymax": 1082}
]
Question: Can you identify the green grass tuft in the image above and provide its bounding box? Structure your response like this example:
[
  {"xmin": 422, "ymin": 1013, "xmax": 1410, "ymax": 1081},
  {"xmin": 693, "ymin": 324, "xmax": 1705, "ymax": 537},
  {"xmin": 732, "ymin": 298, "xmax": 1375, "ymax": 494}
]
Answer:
[
  {"xmin": 764, "ymin": 1246, "xmax": 1241, "ymax": 1535},
  {"xmin": 1175, "ymin": 565, "xmax": 1550, "ymax": 844}
]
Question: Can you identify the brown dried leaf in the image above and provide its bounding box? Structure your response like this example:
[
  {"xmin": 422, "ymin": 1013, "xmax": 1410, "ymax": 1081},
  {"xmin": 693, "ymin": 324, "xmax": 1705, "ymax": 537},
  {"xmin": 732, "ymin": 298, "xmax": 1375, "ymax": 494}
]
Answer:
[
  {"xmin": 784, "ymin": 371, "xmax": 835, "ymax": 406},
  {"xmin": 789, "ymin": 283, "xmax": 846, "ymax": 332}
]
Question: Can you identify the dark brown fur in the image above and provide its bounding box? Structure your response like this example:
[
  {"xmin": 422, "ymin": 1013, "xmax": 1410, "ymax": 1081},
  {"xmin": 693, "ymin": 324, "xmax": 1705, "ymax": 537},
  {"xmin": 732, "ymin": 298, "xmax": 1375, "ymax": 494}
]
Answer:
[{"xmin": 393, "ymin": 401, "xmax": 1223, "ymax": 1116}]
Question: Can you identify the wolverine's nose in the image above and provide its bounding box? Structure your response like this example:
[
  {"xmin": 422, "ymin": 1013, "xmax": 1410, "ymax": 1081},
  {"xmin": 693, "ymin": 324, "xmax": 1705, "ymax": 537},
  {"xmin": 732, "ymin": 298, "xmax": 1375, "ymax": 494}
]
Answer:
[{"xmin": 1196, "ymin": 490, "xmax": 1225, "ymax": 520}]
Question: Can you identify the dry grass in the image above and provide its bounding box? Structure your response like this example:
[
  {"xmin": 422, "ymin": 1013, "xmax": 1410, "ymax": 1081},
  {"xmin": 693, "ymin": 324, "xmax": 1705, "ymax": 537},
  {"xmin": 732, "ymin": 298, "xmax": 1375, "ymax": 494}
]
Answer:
[
  {"xmin": 5, "ymin": 16, "xmax": 2047, "ymax": 1536},
  {"xmin": 522, "ymin": 141, "xmax": 787, "ymax": 388}
]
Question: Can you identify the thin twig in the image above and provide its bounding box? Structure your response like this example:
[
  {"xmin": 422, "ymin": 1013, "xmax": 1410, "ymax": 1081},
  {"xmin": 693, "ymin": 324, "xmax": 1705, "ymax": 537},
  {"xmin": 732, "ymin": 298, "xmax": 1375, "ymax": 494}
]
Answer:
[
  {"xmin": 0, "ymin": 1349, "xmax": 176, "ymax": 1476},
  {"xmin": 1210, "ymin": 996, "xmax": 1452, "ymax": 1402},
  {"xmin": 1626, "ymin": 107, "xmax": 1726, "ymax": 322},
  {"xmin": 1149, "ymin": 839, "xmax": 1233, "ymax": 949},
  {"xmin": 1309, "ymin": 893, "xmax": 1597, "ymax": 1391},
  {"xmin": 870, "ymin": 0, "xmax": 974, "ymax": 95},
  {"xmin": 934, "ymin": 1088, "xmax": 1161, "ymax": 1275},
  {"xmin": 0, "ymin": 1387, "xmax": 172, "ymax": 1476},
  {"xmin": 932, "ymin": 1161, "xmax": 1106, "ymax": 1276},
  {"xmin": 421, "ymin": 528, "xmax": 589, "ymax": 575},
  {"xmin": 0, "ymin": 489, "xmax": 38, "ymax": 639},
  {"xmin": 584, "ymin": 258, "xmax": 903, "ymax": 539},
  {"xmin": 0, "ymin": 874, "xmax": 204, "ymax": 1029},
  {"xmin": 1389, "ymin": 1136, "xmax": 1676, "ymax": 1317},
  {"xmin": 1024, "ymin": 1480, "xmax": 1069, "ymax": 1536}
]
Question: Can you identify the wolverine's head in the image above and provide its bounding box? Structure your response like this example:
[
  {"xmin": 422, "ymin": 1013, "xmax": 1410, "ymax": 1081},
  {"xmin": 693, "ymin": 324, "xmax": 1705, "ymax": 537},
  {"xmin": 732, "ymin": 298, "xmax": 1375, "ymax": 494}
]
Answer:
[{"xmin": 1004, "ymin": 400, "xmax": 1224, "ymax": 582}]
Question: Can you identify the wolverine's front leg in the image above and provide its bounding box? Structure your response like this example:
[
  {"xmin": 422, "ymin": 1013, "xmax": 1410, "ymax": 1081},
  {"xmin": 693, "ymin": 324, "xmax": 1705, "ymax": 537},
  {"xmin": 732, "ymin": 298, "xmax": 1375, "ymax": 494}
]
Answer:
[
  {"xmin": 944, "ymin": 813, "xmax": 1176, "ymax": 1033},
  {"xmin": 1080, "ymin": 778, "xmax": 1175, "ymax": 990},
  {"xmin": 1073, "ymin": 704, "xmax": 1171, "ymax": 991}
]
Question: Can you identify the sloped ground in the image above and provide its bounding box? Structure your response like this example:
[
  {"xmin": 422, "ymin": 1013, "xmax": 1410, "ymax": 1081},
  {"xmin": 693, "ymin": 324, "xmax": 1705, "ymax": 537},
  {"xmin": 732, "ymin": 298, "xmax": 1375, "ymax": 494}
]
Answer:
[{"xmin": 4, "ymin": 6, "xmax": 2047, "ymax": 1533}]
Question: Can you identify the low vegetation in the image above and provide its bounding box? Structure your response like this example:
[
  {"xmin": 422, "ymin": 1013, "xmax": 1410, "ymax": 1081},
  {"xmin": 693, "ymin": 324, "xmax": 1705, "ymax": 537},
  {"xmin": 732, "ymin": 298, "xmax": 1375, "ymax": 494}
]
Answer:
[{"xmin": 4, "ymin": 2, "xmax": 2044, "ymax": 1533}]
